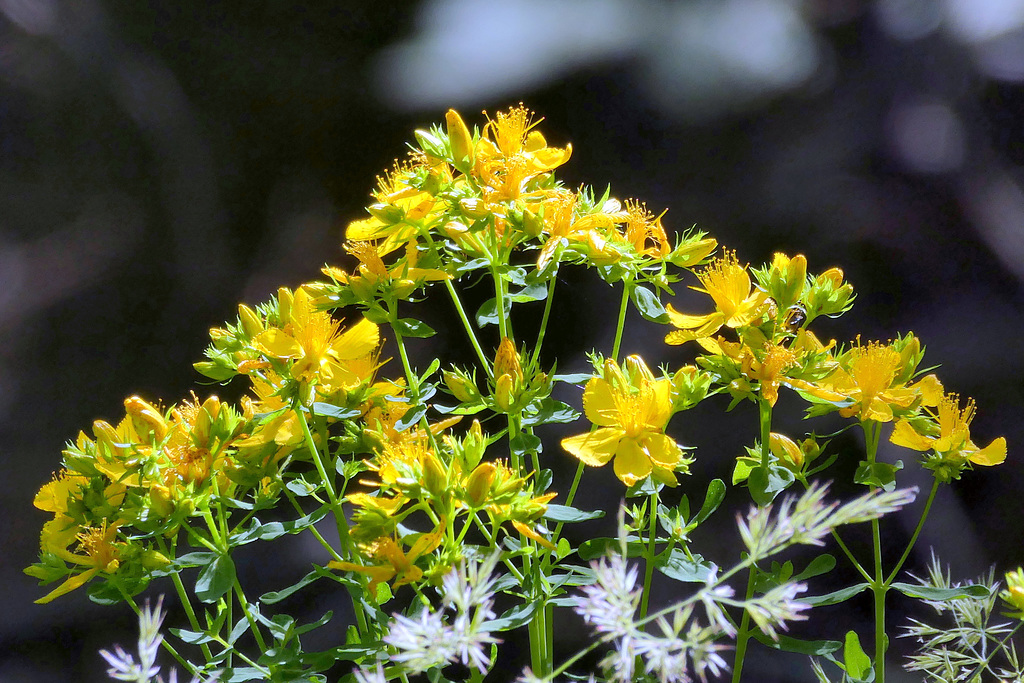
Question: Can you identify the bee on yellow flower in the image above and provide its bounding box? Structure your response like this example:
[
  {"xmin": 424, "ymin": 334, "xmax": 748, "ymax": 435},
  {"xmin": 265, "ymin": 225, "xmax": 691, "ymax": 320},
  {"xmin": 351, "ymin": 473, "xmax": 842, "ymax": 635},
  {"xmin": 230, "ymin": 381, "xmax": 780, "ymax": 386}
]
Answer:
[{"xmin": 561, "ymin": 355, "xmax": 690, "ymax": 487}]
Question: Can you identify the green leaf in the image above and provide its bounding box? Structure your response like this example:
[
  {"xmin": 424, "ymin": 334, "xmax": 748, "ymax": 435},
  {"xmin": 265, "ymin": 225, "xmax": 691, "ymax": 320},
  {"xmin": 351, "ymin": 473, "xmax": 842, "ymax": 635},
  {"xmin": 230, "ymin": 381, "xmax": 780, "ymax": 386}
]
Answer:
[
  {"xmin": 392, "ymin": 318, "xmax": 436, "ymax": 339},
  {"xmin": 579, "ymin": 537, "xmax": 645, "ymax": 561},
  {"xmin": 748, "ymin": 464, "xmax": 795, "ymax": 505},
  {"xmin": 231, "ymin": 506, "xmax": 330, "ymax": 545},
  {"xmin": 521, "ymin": 397, "xmax": 578, "ymax": 426},
  {"xmin": 475, "ymin": 297, "xmax": 510, "ymax": 327},
  {"xmin": 692, "ymin": 479, "xmax": 726, "ymax": 526},
  {"xmin": 486, "ymin": 601, "xmax": 539, "ymax": 631},
  {"xmin": 890, "ymin": 582, "xmax": 990, "ymax": 601},
  {"xmin": 854, "ymin": 460, "xmax": 903, "ymax": 491},
  {"xmin": 170, "ymin": 628, "xmax": 217, "ymax": 645},
  {"xmin": 843, "ymin": 630, "xmax": 872, "ymax": 680},
  {"xmin": 733, "ymin": 457, "xmax": 757, "ymax": 485},
  {"xmin": 394, "ymin": 403, "xmax": 428, "ymax": 431},
  {"xmin": 509, "ymin": 432, "xmax": 542, "ymax": 459},
  {"xmin": 553, "ymin": 372, "xmax": 593, "ymax": 384},
  {"xmin": 196, "ymin": 554, "xmax": 236, "ymax": 603},
  {"xmin": 174, "ymin": 551, "xmax": 218, "ymax": 568},
  {"xmin": 544, "ymin": 504, "xmax": 604, "ymax": 523},
  {"xmin": 309, "ymin": 402, "xmax": 360, "ymax": 420},
  {"xmin": 752, "ymin": 630, "xmax": 842, "ymax": 655},
  {"xmin": 630, "ymin": 285, "xmax": 670, "ymax": 323},
  {"xmin": 509, "ymin": 281, "xmax": 548, "ymax": 303},
  {"xmin": 802, "ymin": 583, "xmax": 870, "ymax": 607},
  {"xmin": 261, "ymin": 571, "xmax": 323, "ymax": 604},
  {"xmin": 793, "ymin": 554, "xmax": 836, "ymax": 582},
  {"xmin": 656, "ymin": 548, "xmax": 715, "ymax": 583}
]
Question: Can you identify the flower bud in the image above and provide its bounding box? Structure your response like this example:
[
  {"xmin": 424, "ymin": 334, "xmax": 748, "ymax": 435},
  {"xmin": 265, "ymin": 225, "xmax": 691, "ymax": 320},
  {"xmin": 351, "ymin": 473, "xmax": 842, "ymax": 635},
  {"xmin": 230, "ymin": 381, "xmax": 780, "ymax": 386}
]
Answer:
[
  {"xmin": 366, "ymin": 202, "xmax": 404, "ymax": 224},
  {"xmin": 149, "ymin": 484, "xmax": 175, "ymax": 518},
  {"xmin": 768, "ymin": 253, "xmax": 807, "ymax": 310},
  {"xmin": 494, "ymin": 338, "xmax": 523, "ymax": 385},
  {"xmin": 459, "ymin": 197, "xmax": 490, "ymax": 220},
  {"xmin": 769, "ymin": 432, "xmax": 803, "ymax": 468},
  {"xmin": 124, "ymin": 396, "xmax": 168, "ymax": 442},
  {"xmin": 422, "ymin": 453, "xmax": 448, "ymax": 498},
  {"xmin": 446, "ymin": 109, "xmax": 475, "ymax": 174},
  {"xmin": 238, "ymin": 304, "xmax": 264, "ymax": 338},
  {"xmin": 494, "ymin": 374, "xmax": 516, "ymax": 412},
  {"xmin": 276, "ymin": 287, "xmax": 294, "ymax": 324},
  {"xmin": 444, "ymin": 369, "xmax": 482, "ymax": 403},
  {"xmin": 464, "ymin": 462, "xmax": 496, "ymax": 507},
  {"xmin": 521, "ymin": 207, "xmax": 544, "ymax": 238},
  {"xmin": 141, "ymin": 549, "xmax": 171, "ymax": 570},
  {"xmin": 93, "ymin": 420, "xmax": 128, "ymax": 459}
]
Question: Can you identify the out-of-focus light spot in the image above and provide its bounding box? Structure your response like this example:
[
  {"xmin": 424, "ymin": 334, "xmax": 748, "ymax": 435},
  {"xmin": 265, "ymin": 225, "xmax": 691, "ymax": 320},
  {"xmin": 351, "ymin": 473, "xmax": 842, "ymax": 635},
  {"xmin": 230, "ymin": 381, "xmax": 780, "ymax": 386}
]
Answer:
[
  {"xmin": 888, "ymin": 100, "xmax": 964, "ymax": 173},
  {"xmin": 375, "ymin": 0, "xmax": 644, "ymax": 109},
  {"xmin": 875, "ymin": 0, "xmax": 942, "ymax": 41},
  {"xmin": 0, "ymin": 0, "xmax": 55, "ymax": 35},
  {"xmin": 646, "ymin": 0, "xmax": 819, "ymax": 116},
  {"xmin": 944, "ymin": 0, "xmax": 1024, "ymax": 43},
  {"xmin": 973, "ymin": 32, "xmax": 1024, "ymax": 79},
  {"xmin": 963, "ymin": 172, "xmax": 1024, "ymax": 282}
]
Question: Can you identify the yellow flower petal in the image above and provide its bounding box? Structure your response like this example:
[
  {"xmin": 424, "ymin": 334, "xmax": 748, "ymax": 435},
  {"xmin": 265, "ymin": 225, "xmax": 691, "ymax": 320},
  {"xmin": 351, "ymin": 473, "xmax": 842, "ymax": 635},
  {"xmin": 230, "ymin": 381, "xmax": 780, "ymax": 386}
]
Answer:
[
  {"xmin": 970, "ymin": 436, "xmax": 1006, "ymax": 466},
  {"xmin": 613, "ymin": 439, "xmax": 653, "ymax": 486},
  {"xmin": 890, "ymin": 420, "xmax": 932, "ymax": 451},
  {"xmin": 560, "ymin": 428, "xmax": 622, "ymax": 467}
]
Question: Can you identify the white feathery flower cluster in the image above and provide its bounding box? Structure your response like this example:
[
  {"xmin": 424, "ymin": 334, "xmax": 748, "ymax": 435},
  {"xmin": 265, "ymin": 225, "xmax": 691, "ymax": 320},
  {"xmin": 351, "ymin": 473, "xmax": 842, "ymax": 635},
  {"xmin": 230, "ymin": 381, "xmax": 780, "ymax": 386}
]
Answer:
[
  {"xmin": 371, "ymin": 552, "xmax": 500, "ymax": 677},
  {"xmin": 99, "ymin": 596, "xmax": 214, "ymax": 683}
]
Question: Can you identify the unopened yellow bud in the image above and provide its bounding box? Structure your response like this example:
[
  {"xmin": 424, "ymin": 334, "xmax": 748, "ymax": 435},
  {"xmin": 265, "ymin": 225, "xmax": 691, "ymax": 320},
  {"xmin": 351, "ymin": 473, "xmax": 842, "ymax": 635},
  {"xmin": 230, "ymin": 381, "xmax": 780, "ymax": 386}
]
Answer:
[
  {"xmin": 366, "ymin": 202, "xmax": 404, "ymax": 224},
  {"xmin": 444, "ymin": 369, "xmax": 481, "ymax": 403},
  {"xmin": 494, "ymin": 338, "xmax": 523, "ymax": 384},
  {"xmin": 769, "ymin": 253, "xmax": 807, "ymax": 309},
  {"xmin": 150, "ymin": 484, "xmax": 175, "ymax": 517},
  {"xmin": 464, "ymin": 462, "xmax": 496, "ymax": 507},
  {"xmin": 124, "ymin": 396, "xmax": 168, "ymax": 442},
  {"xmin": 521, "ymin": 208, "xmax": 544, "ymax": 238},
  {"xmin": 238, "ymin": 304, "xmax": 263, "ymax": 338},
  {"xmin": 769, "ymin": 432, "xmax": 803, "ymax": 468},
  {"xmin": 459, "ymin": 197, "xmax": 490, "ymax": 220},
  {"xmin": 93, "ymin": 420, "xmax": 127, "ymax": 458},
  {"xmin": 277, "ymin": 287, "xmax": 293, "ymax": 323},
  {"xmin": 422, "ymin": 454, "xmax": 447, "ymax": 498},
  {"xmin": 494, "ymin": 374, "xmax": 516, "ymax": 412},
  {"xmin": 817, "ymin": 267, "xmax": 844, "ymax": 288},
  {"xmin": 141, "ymin": 549, "xmax": 171, "ymax": 570},
  {"xmin": 446, "ymin": 109, "xmax": 475, "ymax": 173}
]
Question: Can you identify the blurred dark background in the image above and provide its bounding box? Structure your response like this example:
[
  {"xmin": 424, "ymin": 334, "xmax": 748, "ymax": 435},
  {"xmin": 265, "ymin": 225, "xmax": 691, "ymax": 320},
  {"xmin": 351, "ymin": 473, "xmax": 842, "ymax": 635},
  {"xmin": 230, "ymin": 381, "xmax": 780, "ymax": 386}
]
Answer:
[{"xmin": 2, "ymin": 1, "xmax": 1023, "ymax": 681}]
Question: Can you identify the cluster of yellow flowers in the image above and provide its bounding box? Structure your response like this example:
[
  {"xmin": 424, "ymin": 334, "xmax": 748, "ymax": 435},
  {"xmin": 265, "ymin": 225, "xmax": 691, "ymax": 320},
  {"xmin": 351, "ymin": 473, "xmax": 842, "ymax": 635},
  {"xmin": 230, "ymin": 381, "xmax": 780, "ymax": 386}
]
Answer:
[{"xmin": 26, "ymin": 104, "xmax": 1007, "ymax": 620}]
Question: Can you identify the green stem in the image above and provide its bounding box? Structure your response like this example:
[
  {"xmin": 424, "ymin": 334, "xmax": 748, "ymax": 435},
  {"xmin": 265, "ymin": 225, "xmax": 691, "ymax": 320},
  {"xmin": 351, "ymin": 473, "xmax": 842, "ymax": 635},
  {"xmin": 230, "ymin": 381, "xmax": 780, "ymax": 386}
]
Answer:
[
  {"xmin": 169, "ymin": 569, "xmax": 215, "ymax": 663},
  {"xmin": 531, "ymin": 276, "xmax": 558, "ymax": 366},
  {"xmin": 885, "ymin": 478, "xmax": 939, "ymax": 585},
  {"xmin": 296, "ymin": 403, "xmax": 369, "ymax": 639},
  {"xmin": 639, "ymin": 491, "xmax": 659, "ymax": 620},
  {"xmin": 492, "ymin": 264, "xmax": 511, "ymax": 341},
  {"xmin": 610, "ymin": 277, "xmax": 632, "ymax": 362},
  {"xmin": 445, "ymin": 278, "xmax": 493, "ymax": 379},
  {"xmin": 233, "ymin": 582, "xmax": 267, "ymax": 653},
  {"xmin": 730, "ymin": 563, "xmax": 758, "ymax": 683},
  {"xmin": 758, "ymin": 399, "xmax": 772, "ymax": 469},
  {"xmin": 873, "ymin": 516, "xmax": 887, "ymax": 683}
]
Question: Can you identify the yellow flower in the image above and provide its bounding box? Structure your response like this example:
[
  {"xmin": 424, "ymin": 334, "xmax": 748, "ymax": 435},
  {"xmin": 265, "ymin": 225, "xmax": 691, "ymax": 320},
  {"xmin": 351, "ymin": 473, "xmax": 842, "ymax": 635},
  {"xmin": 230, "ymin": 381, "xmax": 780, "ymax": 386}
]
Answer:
[
  {"xmin": 252, "ymin": 288, "xmax": 381, "ymax": 390},
  {"xmin": 535, "ymin": 190, "xmax": 623, "ymax": 270},
  {"xmin": 326, "ymin": 239, "xmax": 450, "ymax": 302},
  {"xmin": 328, "ymin": 518, "xmax": 445, "ymax": 592},
  {"xmin": 621, "ymin": 200, "xmax": 670, "ymax": 259},
  {"xmin": 345, "ymin": 159, "xmax": 438, "ymax": 252},
  {"xmin": 891, "ymin": 392, "xmax": 1006, "ymax": 467},
  {"xmin": 665, "ymin": 251, "xmax": 769, "ymax": 346},
  {"xmin": 473, "ymin": 105, "xmax": 572, "ymax": 201},
  {"xmin": 34, "ymin": 520, "xmax": 123, "ymax": 603},
  {"xmin": 560, "ymin": 356, "xmax": 687, "ymax": 487}
]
